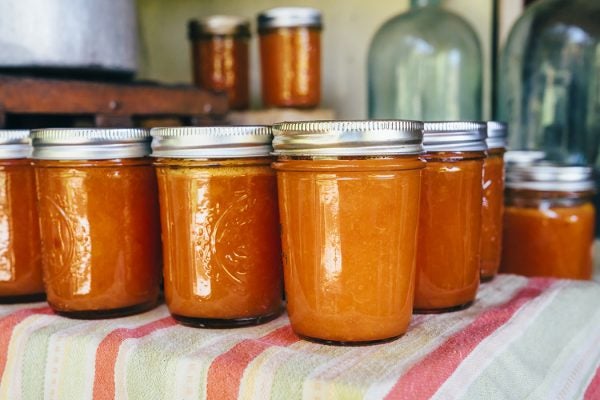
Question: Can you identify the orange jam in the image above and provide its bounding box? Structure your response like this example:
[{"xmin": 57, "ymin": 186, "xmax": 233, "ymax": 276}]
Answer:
[
  {"xmin": 272, "ymin": 120, "xmax": 425, "ymax": 344},
  {"xmin": 0, "ymin": 158, "xmax": 44, "ymax": 302},
  {"xmin": 151, "ymin": 126, "xmax": 282, "ymax": 327},
  {"xmin": 480, "ymin": 148, "xmax": 505, "ymax": 281},
  {"xmin": 500, "ymin": 164, "xmax": 595, "ymax": 280},
  {"xmin": 189, "ymin": 17, "xmax": 250, "ymax": 110},
  {"xmin": 258, "ymin": 8, "xmax": 322, "ymax": 108},
  {"xmin": 32, "ymin": 129, "xmax": 161, "ymax": 318}
]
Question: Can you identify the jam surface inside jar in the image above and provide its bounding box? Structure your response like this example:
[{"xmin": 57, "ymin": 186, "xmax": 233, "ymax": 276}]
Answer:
[
  {"xmin": 35, "ymin": 158, "xmax": 161, "ymax": 317},
  {"xmin": 155, "ymin": 158, "xmax": 283, "ymax": 327},
  {"xmin": 480, "ymin": 148, "xmax": 505, "ymax": 281},
  {"xmin": 0, "ymin": 159, "xmax": 44, "ymax": 302},
  {"xmin": 414, "ymin": 151, "xmax": 484, "ymax": 312},
  {"xmin": 274, "ymin": 156, "xmax": 423, "ymax": 344}
]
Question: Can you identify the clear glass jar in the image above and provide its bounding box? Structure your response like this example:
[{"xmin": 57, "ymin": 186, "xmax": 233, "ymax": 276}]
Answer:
[
  {"xmin": 32, "ymin": 128, "xmax": 161, "ymax": 318},
  {"xmin": 415, "ymin": 122, "xmax": 486, "ymax": 313},
  {"xmin": 188, "ymin": 16, "xmax": 250, "ymax": 110},
  {"xmin": 151, "ymin": 126, "xmax": 283, "ymax": 327},
  {"xmin": 501, "ymin": 164, "xmax": 595, "ymax": 279},
  {"xmin": 368, "ymin": 0, "xmax": 482, "ymax": 120},
  {"xmin": 480, "ymin": 122, "xmax": 507, "ymax": 281},
  {"xmin": 272, "ymin": 120, "xmax": 424, "ymax": 344},
  {"xmin": 258, "ymin": 7, "xmax": 322, "ymax": 108},
  {"xmin": 0, "ymin": 130, "xmax": 44, "ymax": 303}
]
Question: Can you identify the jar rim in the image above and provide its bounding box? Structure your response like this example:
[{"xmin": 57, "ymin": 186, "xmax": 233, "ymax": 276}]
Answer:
[
  {"xmin": 506, "ymin": 163, "xmax": 595, "ymax": 192},
  {"xmin": 258, "ymin": 7, "xmax": 322, "ymax": 30},
  {"xmin": 423, "ymin": 121, "xmax": 487, "ymax": 152},
  {"xmin": 0, "ymin": 129, "xmax": 31, "ymax": 159},
  {"xmin": 188, "ymin": 16, "xmax": 251, "ymax": 38},
  {"xmin": 486, "ymin": 121, "xmax": 508, "ymax": 150}
]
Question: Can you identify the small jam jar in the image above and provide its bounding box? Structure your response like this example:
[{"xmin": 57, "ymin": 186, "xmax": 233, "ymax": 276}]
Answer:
[
  {"xmin": 258, "ymin": 7, "xmax": 322, "ymax": 108},
  {"xmin": 272, "ymin": 120, "xmax": 424, "ymax": 344},
  {"xmin": 0, "ymin": 130, "xmax": 44, "ymax": 303},
  {"xmin": 32, "ymin": 128, "xmax": 161, "ymax": 318},
  {"xmin": 501, "ymin": 163, "xmax": 595, "ymax": 280},
  {"xmin": 414, "ymin": 122, "xmax": 487, "ymax": 313},
  {"xmin": 151, "ymin": 126, "xmax": 283, "ymax": 327},
  {"xmin": 189, "ymin": 16, "xmax": 250, "ymax": 110},
  {"xmin": 480, "ymin": 122, "xmax": 508, "ymax": 282}
]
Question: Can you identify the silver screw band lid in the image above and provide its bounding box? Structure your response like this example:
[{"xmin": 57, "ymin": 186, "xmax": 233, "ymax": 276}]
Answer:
[
  {"xmin": 258, "ymin": 7, "xmax": 322, "ymax": 31},
  {"xmin": 31, "ymin": 128, "xmax": 151, "ymax": 160},
  {"xmin": 504, "ymin": 150, "xmax": 547, "ymax": 166},
  {"xmin": 188, "ymin": 16, "xmax": 251, "ymax": 38},
  {"xmin": 151, "ymin": 126, "xmax": 273, "ymax": 159},
  {"xmin": 486, "ymin": 121, "xmax": 508, "ymax": 150},
  {"xmin": 423, "ymin": 121, "xmax": 487, "ymax": 152},
  {"xmin": 0, "ymin": 130, "xmax": 31, "ymax": 159},
  {"xmin": 506, "ymin": 163, "xmax": 595, "ymax": 192},
  {"xmin": 272, "ymin": 120, "xmax": 423, "ymax": 156}
]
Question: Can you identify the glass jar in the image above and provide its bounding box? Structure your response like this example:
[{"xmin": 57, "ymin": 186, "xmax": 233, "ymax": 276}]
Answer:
[
  {"xmin": 258, "ymin": 7, "xmax": 322, "ymax": 108},
  {"xmin": 188, "ymin": 16, "xmax": 250, "ymax": 110},
  {"xmin": 32, "ymin": 128, "xmax": 161, "ymax": 318},
  {"xmin": 501, "ymin": 163, "xmax": 595, "ymax": 279},
  {"xmin": 151, "ymin": 126, "xmax": 282, "ymax": 327},
  {"xmin": 480, "ymin": 122, "xmax": 508, "ymax": 281},
  {"xmin": 415, "ymin": 122, "xmax": 487, "ymax": 313},
  {"xmin": 272, "ymin": 120, "xmax": 424, "ymax": 344},
  {"xmin": 0, "ymin": 130, "xmax": 44, "ymax": 303},
  {"xmin": 368, "ymin": 0, "xmax": 482, "ymax": 120}
]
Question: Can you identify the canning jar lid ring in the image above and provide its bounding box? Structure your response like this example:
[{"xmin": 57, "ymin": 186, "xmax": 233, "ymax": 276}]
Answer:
[
  {"xmin": 272, "ymin": 120, "xmax": 423, "ymax": 156},
  {"xmin": 188, "ymin": 16, "xmax": 251, "ymax": 38},
  {"xmin": 504, "ymin": 150, "xmax": 547, "ymax": 165},
  {"xmin": 31, "ymin": 128, "xmax": 151, "ymax": 160},
  {"xmin": 258, "ymin": 7, "xmax": 322, "ymax": 30},
  {"xmin": 0, "ymin": 130, "xmax": 31, "ymax": 159},
  {"xmin": 506, "ymin": 163, "xmax": 595, "ymax": 192},
  {"xmin": 151, "ymin": 126, "xmax": 273, "ymax": 159},
  {"xmin": 486, "ymin": 121, "xmax": 508, "ymax": 150},
  {"xmin": 423, "ymin": 121, "xmax": 487, "ymax": 152}
]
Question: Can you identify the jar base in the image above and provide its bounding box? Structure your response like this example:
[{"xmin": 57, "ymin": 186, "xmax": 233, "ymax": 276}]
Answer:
[
  {"xmin": 297, "ymin": 332, "xmax": 404, "ymax": 346},
  {"xmin": 0, "ymin": 292, "xmax": 46, "ymax": 304},
  {"xmin": 414, "ymin": 300, "xmax": 474, "ymax": 314},
  {"xmin": 52, "ymin": 299, "xmax": 157, "ymax": 319},
  {"xmin": 172, "ymin": 309, "xmax": 282, "ymax": 328}
]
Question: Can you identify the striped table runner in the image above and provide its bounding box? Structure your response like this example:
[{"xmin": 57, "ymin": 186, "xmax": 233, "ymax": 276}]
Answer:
[{"xmin": 0, "ymin": 275, "xmax": 599, "ymax": 400}]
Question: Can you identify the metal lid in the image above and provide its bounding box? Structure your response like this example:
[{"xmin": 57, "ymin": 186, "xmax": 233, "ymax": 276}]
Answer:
[
  {"xmin": 272, "ymin": 120, "xmax": 423, "ymax": 156},
  {"xmin": 504, "ymin": 150, "xmax": 547, "ymax": 165},
  {"xmin": 506, "ymin": 163, "xmax": 595, "ymax": 192},
  {"xmin": 0, "ymin": 130, "xmax": 31, "ymax": 159},
  {"xmin": 258, "ymin": 7, "xmax": 322, "ymax": 31},
  {"xmin": 486, "ymin": 121, "xmax": 508, "ymax": 150},
  {"xmin": 188, "ymin": 16, "xmax": 251, "ymax": 39},
  {"xmin": 151, "ymin": 126, "xmax": 272, "ymax": 159},
  {"xmin": 31, "ymin": 128, "xmax": 151, "ymax": 160},
  {"xmin": 423, "ymin": 121, "xmax": 487, "ymax": 152}
]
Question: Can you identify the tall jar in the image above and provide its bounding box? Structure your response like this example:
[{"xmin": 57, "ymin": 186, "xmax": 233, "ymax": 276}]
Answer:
[
  {"xmin": 501, "ymin": 164, "xmax": 595, "ymax": 279},
  {"xmin": 189, "ymin": 16, "xmax": 250, "ymax": 110},
  {"xmin": 151, "ymin": 126, "xmax": 282, "ymax": 327},
  {"xmin": 272, "ymin": 120, "xmax": 424, "ymax": 344},
  {"xmin": 32, "ymin": 128, "xmax": 161, "ymax": 318},
  {"xmin": 0, "ymin": 130, "xmax": 44, "ymax": 303},
  {"xmin": 415, "ymin": 122, "xmax": 487, "ymax": 313},
  {"xmin": 258, "ymin": 7, "xmax": 322, "ymax": 108},
  {"xmin": 480, "ymin": 122, "xmax": 508, "ymax": 281}
]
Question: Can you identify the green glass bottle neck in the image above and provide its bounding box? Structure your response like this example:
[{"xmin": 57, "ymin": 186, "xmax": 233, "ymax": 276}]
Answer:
[{"xmin": 411, "ymin": 0, "xmax": 442, "ymax": 8}]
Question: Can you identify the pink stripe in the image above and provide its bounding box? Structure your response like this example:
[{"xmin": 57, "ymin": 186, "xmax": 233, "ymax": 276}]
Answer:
[
  {"xmin": 93, "ymin": 316, "xmax": 177, "ymax": 400},
  {"xmin": 0, "ymin": 306, "xmax": 53, "ymax": 380},
  {"xmin": 206, "ymin": 325, "xmax": 298, "ymax": 400},
  {"xmin": 384, "ymin": 278, "xmax": 555, "ymax": 400},
  {"xmin": 584, "ymin": 366, "xmax": 600, "ymax": 400}
]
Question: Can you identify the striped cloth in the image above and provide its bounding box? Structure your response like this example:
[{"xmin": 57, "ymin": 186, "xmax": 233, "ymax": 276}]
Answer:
[{"xmin": 0, "ymin": 274, "xmax": 599, "ymax": 400}]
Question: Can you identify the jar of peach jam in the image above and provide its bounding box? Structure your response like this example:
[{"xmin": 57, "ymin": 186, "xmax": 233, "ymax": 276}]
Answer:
[
  {"xmin": 501, "ymin": 163, "xmax": 595, "ymax": 280},
  {"xmin": 480, "ymin": 122, "xmax": 508, "ymax": 282},
  {"xmin": 258, "ymin": 7, "xmax": 322, "ymax": 108},
  {"xmin": 189, "ymin": 16, "xmax": 250, "ymax": 110},
  {"xmin": 32, "ymin": 129, "xmax": 161, "ymax": 318},
  {"xmin": 0, "ymin": 130, "xmax": 44, "ymax": 303},
  {"xmin": 151, "ymin": 126, "xmax": 283, "ymax": 327},
  {"xmin": 414, "ymin": 122, "xmax": 487, "ymax": 313},
  {"xmin": 272, "ymin": 120, "xmax": 424, "ymax": 344}
]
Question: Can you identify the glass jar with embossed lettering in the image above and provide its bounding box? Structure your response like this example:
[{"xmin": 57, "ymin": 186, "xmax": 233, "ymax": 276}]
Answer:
[
  {"xmin": 151, "ymin": 126, "xmax": 283, "ymax": 327},
  {"xmin": 32, "ymin": 128, "xmax": 161, "ymax": 318}
]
